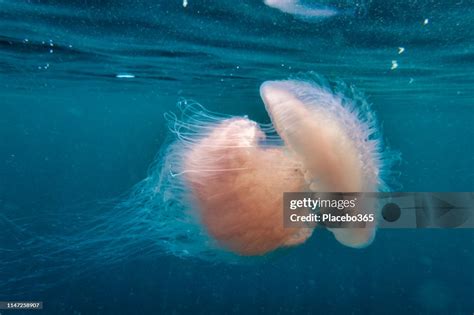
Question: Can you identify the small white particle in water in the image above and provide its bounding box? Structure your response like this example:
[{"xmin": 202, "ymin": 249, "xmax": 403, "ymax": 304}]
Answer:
[
  {"xmin": 398, "ymin": 47, "xmax": 405, "ymax": 54},
  {"xmin": 49, "ymin": 49, "xmax": 53, "ymax": 53},
  {"xmin": 183, "ymin": 0, "xmax": 188, "ymax": 7},
  {"xmin": 391, "ymin": 60, "xmax": 398, "ymax": 70},
  {"xmin": 423, "ymin": 18, "xmax": 429, "ymax": 25},
  {"xmin": 409, "ymin": 78, "xmax": 414, "ymax": 84},
  {"xmin": 116, "ymin": 73, "xmax": 135, "ymax": 79},
  {"xmin": 68, "ymin": 44, "xmax": 73, "ymax": 48},
  {"xmin": 24, "ymin": 38, "xmax": 29, "ymax": 42},
  {"xmin": 236, "ymin": 65, "xmax": 239, "ymax": 69}
]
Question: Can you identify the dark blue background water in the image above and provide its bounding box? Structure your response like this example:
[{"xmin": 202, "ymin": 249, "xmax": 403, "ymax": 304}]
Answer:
[{"xmin": 1, "ymin": 0, "xmax": 473, "ymax": 314}]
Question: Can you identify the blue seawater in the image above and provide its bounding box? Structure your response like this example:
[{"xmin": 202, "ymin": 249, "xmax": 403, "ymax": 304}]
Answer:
[{"xmin": 1, "ymin": 0, "xmax": 473, "ymax": 314}]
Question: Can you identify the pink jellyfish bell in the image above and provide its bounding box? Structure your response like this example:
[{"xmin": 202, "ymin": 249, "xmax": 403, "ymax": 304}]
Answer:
[{"xmin": 183, "ymin": 117, "xmax": 313, "ymax": 255}]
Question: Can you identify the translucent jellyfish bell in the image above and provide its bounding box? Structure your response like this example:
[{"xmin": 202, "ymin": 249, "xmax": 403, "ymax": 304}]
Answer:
[
  {"xmin": 260, "ymin": 79, "xmax": 385, "ymax": 247},
  {"xmin": 260, "ymin": 80, "xmax": 381, "ymax": 193},
  {"xmin": 263, "ymin": 0, "xmax": 339, "ymax": 19}
]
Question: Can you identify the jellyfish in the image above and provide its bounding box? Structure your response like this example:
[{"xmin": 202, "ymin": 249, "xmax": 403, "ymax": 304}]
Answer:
[
  {"xmin": 0, "ymin": 76, "xmax": 396, "ymax": 295},
  {"xmin": 170, "ymin": 78, "xmax": 390, "ymax": 254},
  {"xmin": 263, "ymin": 0, "xmax": 339, "ymax": 19}
]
